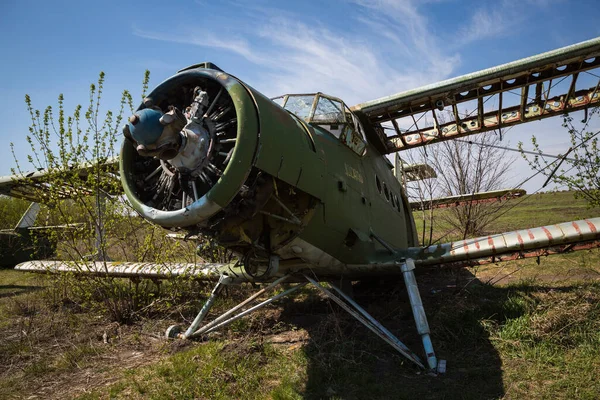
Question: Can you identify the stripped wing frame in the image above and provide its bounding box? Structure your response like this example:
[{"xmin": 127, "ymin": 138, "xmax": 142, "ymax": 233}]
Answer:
[{"xmin": 352, "ymin": 37, "xmax": 600, "ymax": 153}]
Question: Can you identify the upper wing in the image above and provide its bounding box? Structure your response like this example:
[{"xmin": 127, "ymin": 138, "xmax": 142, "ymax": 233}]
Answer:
[
  {"xmin": 0, "ymin": 156, "xmax": 121, "ymax": 203},
  {"xmin": 352, "ymin": 37, "xmax": 600, "ymax": 154}
]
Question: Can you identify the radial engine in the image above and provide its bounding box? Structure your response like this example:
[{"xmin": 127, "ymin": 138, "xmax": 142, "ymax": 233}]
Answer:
[{"xmin": 120, "ymin": 65, "xmax": 321, "ymax": 278}]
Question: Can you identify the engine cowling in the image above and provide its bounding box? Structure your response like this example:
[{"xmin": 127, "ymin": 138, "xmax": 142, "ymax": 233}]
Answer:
[
  {"xmin": 120, "ymin": 68, "xmax": 259, "ymax": 228},
  {"xmin": 120, "ymin": 66, "xmax": 321, "ymax": 275}
]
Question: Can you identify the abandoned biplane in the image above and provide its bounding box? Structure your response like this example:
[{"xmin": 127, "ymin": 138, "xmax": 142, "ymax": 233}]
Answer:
[{"xmin": 5, "ymin": 36, "xmax": 600, "ymax": 374}]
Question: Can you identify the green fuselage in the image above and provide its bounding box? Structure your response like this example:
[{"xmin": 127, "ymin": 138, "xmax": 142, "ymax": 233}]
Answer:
[
  {"xmin": 237, "ymin": 87, "xmax": 418, "ymax": 267},
  {"xmin": 120, "ymin": 68, "xmax": 418, "ymax": 278}
]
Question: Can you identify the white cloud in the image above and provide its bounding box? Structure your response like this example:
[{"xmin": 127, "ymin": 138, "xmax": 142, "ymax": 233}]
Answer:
[
  {"xmin": 452, "ymin": 2, "xmax": 521, "ymax": 47},
  {"xmin": 523, "ymin": 0, "xmax": 564, "ymax": 6},
  {"xmin": 350, "ymin": 0, "xmax": 460, "ymax": 76},
  {"xmin": 132, "ymin": 1, "xmax": 463, "ymax": 105},
  {"xmin": 133, "ymin": 27, "xmax": 262, "ymax": 65}
]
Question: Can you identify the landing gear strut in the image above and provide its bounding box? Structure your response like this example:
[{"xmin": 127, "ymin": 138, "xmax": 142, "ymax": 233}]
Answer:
[
  {"xmin": 166, "ymin": 274, "xmax": 304, "ymax": 340},
  {"xmin": 166, "ymin": 258, "xmax": 445, "ymax": 374}
]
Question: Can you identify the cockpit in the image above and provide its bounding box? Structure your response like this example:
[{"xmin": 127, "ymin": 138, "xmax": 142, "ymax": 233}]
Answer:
[{"xmin": 271, "ymin": 93, "xmax": 367, "ymax": 156}]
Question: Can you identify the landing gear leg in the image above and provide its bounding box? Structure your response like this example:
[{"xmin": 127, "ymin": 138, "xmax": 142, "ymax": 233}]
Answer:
[
  {"xmin": 303, "ymin": 273, "xmax": 426, "ymax": 369},
  {"xmin": 302, "ymin": 263, "xmax": 445, "ymax": 374},
  {"xmin": 400, "ymin": 258, "xmax": 444, "ymax": 373},
  {"xmin": 166, "ymin": 274, "xmax": 302, "ymax": 340},
  {"xmin": 330, "ymin": 277, "xmax": 354, "ymax": 299},
  {"xmin": 166, "ymin": 274, "xmax": 231, "ymax": 339}
]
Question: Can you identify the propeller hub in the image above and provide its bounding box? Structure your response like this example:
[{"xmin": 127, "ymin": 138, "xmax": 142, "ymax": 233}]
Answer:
[
  {"xmin": 127, "ymin": 107, "xmax": 189, "ymax": 161},
  {"xmin": 128, "ymin": 109, "xmax": 163, "ymax": 146}
]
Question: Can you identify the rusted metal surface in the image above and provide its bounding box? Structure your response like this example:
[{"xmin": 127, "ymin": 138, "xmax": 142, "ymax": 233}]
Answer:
[
  {"xmin": 351, "ymin": 37, "xmax": 600, "ymax": 153},
  {"xmin": 0, "ymin": 157, "xmax": 120, "ymax": 203},
  {"xmin": 409, "ymin": 217, "xmax": 600, "ymax": 267}
]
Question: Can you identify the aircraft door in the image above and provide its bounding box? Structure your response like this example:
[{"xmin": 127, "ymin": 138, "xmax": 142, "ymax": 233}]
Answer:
[{"xmin": 319, "ymin": 137, "xmax": 372, "ymax": 263}]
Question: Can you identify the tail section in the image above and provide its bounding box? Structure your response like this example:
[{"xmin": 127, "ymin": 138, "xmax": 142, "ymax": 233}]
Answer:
[
  {"xmin": 409, "ymin": 189, "xmax": 526, "ymax": 210},
  {"xmin": 14, "ymin": 202, "xmax": 41, "ymax": 230}
]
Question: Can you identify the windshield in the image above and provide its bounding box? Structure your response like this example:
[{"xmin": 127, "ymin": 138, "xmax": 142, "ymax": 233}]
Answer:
[
  {"xmin": 271, "ymin": 93, "xmax": 367, "ymax": 155},
  {"xmin": 313, "ymin": 97, "xmax": 345, "ymax": 123},
  {"xmin": 281, "ymin": 95, "xmax": 315, "ymax": 120}
]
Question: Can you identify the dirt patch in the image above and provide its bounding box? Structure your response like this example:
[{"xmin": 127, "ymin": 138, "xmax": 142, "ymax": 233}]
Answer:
[
  {"xmin": 0, "ymin": 305, "xmax": 175, "ymax": 400},
  {"xmin": 268, "ymin": 329, "xmax": 310, "ymax": 347},
  {"xmin": 29, "ymin": 346, "xmax": 164, "ymax": 400}
]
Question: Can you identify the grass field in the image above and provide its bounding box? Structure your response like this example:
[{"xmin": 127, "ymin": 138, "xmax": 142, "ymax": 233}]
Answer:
[{"xmin": 1, "ymin": 191, "xmax": 599, "ymax": 399}]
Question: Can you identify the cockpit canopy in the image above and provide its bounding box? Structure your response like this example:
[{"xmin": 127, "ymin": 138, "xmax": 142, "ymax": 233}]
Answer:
[{"xmin": 272, "ymin": 93, "xmax": 367, "ymax": 156}]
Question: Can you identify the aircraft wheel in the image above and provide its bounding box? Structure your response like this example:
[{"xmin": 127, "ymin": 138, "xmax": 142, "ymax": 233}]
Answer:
[
  {"xmin": 166, "ymin": 325, "xmax": 183, "ymax": 339},
  {"xmin": 437, "ymin": 359, "xmax": 447, "ymax": 374}
]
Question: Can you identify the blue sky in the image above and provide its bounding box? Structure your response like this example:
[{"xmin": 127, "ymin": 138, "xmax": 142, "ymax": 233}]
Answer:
[{"xmin": 1, "ymin": 0, "xmax": 599, "ymax": 193}]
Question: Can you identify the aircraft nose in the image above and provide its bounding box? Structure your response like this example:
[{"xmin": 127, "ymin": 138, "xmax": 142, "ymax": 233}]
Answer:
[
  {"xmin": 126, "ymin": 107, "xmax": 188, "ymax": 161},
  {"xmin": 127, "ymin": 108, "xmax": 164, "ymax": 146}
]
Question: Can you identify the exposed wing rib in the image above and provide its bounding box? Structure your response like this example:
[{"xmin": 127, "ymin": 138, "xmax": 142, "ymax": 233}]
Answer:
[
  {"xmin": 352, "ymin": 37, "xmax": 600, "ymax": 153},
  {"xmin": 0, "ymin": 156, "xmax": 121, "ymax": 203}
]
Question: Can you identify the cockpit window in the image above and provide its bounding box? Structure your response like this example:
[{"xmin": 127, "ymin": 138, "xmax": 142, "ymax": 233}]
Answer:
[
  {"xmin": 272, "ymin": 96, "xmax": 285, "ymax": 107},
  {"xmin": 313, "ymin": 97, "xmax": 344, "ymax": 123},
  {"xmin": 272, "ymin": 93, "xmax": 367, "ymax": 156},
  {"xmin": 281, "ymin": 95, "xmax": 314, "ymax": 120}
]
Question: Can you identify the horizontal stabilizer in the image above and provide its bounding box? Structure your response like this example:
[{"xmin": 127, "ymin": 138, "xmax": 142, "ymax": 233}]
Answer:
[
  {"xmin": 394, "ymin": 154, "xmax": 437, "ymax": 182},
  {"xmin": 15, "ymin": 260, "xmax": 232, "ymax": 280},
  {"xmin": 410, "ymin": 189, "xmax": 526, "ymax": 210},
  {"xmin": 26, "ymin": 223, "xmax": 85, "ymax": 231}
]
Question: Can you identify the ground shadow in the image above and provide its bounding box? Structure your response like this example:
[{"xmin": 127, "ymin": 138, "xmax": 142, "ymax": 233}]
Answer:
[
  {"xmin": 0, "ymin": 284, "xmax": 44, "ymax": 299},
  {"xmin": 276, "ymin": 267, "xmax": 510, "ymax": 400}
]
